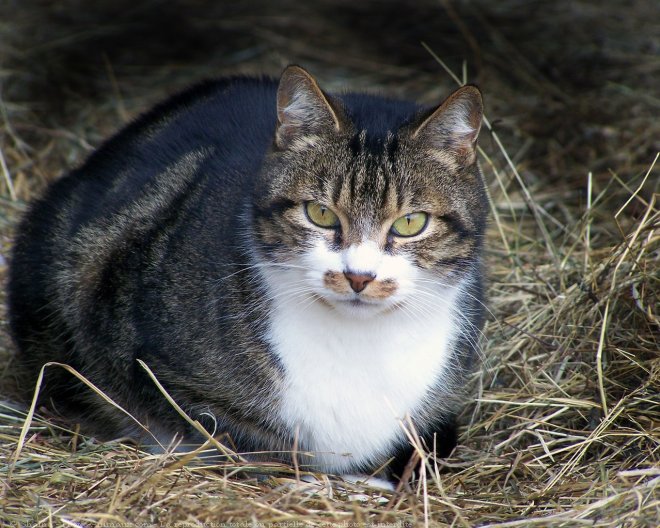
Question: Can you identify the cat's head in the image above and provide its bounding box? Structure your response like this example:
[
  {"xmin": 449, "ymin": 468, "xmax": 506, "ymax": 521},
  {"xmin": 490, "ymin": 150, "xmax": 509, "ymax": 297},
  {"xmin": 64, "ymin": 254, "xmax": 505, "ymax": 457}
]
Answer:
[{"xmin": 253, "ymin": 66, "xmax": 487, "ymax": 319}]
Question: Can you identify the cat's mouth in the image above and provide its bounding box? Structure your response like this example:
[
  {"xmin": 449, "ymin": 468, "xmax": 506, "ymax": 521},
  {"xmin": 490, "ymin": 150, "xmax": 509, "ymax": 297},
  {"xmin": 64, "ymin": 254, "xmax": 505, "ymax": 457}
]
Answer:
[
  {"xmin": 323, "ymin": 295, "xmax": 377, "ymax": 307},
  {"xmin": 322, "ymin": 293, "xmax": 400, "ymax": 318},
  {"xmin": 342, "ymin": 298, "xmax": 372, "ymax": 307}
]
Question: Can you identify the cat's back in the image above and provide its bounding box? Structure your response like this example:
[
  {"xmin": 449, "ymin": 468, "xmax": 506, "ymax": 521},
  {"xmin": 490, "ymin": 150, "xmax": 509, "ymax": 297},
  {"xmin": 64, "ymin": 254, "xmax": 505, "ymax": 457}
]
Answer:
[
  {"xmin": 12, "ymin": 76, "xmax": 278, "ymax": 265},
  {"xmin": 43, "ymin": 76, "xmax": 277, "ymax": 222},
  {"xmin": 9, "ymin": 76, "xmax": 278, "ymax": 374}
]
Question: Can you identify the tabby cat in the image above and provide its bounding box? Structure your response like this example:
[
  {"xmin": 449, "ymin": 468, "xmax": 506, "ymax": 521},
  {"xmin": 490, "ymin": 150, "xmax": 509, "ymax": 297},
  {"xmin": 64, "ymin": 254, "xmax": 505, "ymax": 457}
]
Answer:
[{"xmin": 9, "ymin": 65, "xmax": 488, "ymax": 482}]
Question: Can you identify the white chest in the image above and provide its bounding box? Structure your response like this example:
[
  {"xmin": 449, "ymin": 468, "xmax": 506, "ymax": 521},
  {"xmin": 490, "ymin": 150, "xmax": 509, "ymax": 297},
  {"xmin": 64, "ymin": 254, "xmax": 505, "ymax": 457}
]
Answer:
[{"xmin": 267, "ymin": 292, "xmax": 460, "ymax": 473}]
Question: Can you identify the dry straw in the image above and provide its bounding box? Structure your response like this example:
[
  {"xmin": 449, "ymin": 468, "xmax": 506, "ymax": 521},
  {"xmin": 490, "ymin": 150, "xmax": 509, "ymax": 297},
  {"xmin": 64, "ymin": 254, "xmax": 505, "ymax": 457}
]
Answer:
[{"xmin": 1, "ymin": 1, "xmax": 658, "ymax": 526}]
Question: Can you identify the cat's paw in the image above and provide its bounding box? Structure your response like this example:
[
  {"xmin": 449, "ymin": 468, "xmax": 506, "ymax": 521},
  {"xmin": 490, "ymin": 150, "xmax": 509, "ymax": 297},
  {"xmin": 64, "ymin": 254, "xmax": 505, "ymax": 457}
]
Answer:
[{"xmin": 341, "ymin": 474, "xmax": 395, "ymax": 492}]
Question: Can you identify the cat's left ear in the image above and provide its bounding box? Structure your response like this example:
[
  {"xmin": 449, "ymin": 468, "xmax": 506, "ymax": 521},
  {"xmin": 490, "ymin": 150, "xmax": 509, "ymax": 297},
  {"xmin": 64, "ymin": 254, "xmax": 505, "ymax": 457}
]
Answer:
[
  {"xmin": 412, "ymin": 85, "xmax": 483, "ymax": 165},
  {"xmin": 275, "ymin": 65, "xmax": 344, "ymax": 149}
]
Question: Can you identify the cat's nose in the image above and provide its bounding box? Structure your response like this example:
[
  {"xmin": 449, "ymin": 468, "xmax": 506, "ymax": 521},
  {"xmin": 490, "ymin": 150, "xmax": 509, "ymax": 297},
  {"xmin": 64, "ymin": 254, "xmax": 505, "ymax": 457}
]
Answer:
[{"xmin": 343, "ymin": 270, "xmax": 375, "ymax": 293}]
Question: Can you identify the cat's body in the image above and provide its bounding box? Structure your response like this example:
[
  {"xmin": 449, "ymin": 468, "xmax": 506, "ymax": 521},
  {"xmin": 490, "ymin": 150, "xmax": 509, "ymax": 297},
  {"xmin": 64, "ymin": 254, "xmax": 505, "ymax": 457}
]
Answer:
[{"xmin": 9, "ymin": 66, "xmax": 488, "ymax": 480}]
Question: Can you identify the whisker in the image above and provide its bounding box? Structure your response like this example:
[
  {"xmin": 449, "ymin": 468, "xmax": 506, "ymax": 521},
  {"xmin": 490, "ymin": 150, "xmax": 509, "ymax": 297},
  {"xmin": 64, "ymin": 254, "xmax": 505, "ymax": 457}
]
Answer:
[
  {"xmin": 214, "ymin": 261, "xmax": 315, "ymax": 282},
  {"xmin": 414, "ymin": 276, "xmax": 498, "ymax": 324}
]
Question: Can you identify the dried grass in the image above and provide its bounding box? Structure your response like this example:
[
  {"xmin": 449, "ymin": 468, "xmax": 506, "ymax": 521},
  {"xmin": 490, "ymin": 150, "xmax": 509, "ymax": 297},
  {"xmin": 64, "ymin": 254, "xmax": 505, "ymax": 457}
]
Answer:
[{"xmin": 1, "ymin": 1, "xmax": 658, "ymax": 526}]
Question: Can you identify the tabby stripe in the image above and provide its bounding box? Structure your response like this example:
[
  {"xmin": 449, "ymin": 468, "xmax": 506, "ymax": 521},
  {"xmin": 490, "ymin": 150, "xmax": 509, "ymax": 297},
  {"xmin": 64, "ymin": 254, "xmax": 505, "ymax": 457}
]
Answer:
[
  {"xmin": 441, "ymin": 214, "xmax": 472, "ymax": 240},
  {"xmin": 380, "ymin": 172, "xmax": 390, "ymax": 210},
  {"xmin": 255, "ymin": 198, "xmax": 296, "ymax": 219},
  {"xmin": 386, "ymin": 134, "xmax": 399, "ymax": 165}
]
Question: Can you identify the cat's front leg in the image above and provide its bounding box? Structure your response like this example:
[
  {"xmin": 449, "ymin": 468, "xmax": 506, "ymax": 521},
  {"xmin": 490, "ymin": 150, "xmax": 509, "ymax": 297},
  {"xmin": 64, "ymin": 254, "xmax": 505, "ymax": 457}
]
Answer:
[{"xmin": 387, "ymin": 415, "xmax": 458, "ymax": 484}]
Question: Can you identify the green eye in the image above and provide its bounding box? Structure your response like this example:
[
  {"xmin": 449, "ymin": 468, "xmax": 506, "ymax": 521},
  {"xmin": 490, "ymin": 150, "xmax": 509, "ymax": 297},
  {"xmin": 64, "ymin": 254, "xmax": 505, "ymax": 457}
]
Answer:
[
  {"xmin": 305, "ymin": 202, "xmax": 340, "ymax": 228},
  {"xmin": 390, "ymin": 212, "xmax": 429, "ymax": 237}
]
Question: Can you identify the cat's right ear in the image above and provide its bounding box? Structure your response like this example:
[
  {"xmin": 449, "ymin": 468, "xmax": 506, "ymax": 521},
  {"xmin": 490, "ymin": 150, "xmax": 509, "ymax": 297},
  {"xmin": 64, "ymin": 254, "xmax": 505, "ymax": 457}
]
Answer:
[{"xmin": 275, "ymin": 65, "xmax": 343, "ymax": 150}]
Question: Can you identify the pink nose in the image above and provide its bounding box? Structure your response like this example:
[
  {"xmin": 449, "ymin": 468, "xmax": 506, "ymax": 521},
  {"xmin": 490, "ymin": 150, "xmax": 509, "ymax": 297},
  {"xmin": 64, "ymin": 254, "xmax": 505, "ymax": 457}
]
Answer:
[{"xmin": 343, "ymin": 271, "xmax": 375, "ymax": 293}]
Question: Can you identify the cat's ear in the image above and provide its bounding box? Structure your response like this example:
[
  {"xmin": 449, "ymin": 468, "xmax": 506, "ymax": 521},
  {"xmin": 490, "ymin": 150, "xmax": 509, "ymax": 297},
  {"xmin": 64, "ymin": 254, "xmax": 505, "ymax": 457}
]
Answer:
[
  {"xmin": 275, "ymin": 65, "xmax": 343, "ymax": 149},
  {"xmin": 412, "ymin": 85, "xmax": 483, "ymax": 165}
]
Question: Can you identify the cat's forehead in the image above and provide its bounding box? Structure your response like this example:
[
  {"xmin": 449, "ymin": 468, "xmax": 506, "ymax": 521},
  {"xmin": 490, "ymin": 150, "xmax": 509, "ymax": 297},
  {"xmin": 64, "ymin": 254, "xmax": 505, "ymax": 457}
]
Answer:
[{"xmin": 322, "ymin": 130, "xmax": 432, "ymax": 218}]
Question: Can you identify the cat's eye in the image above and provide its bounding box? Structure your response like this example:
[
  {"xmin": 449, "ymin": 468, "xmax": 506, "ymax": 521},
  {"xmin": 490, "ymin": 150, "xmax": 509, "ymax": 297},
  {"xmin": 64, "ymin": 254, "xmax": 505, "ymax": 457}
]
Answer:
[
  {"xmin": 390, "ymin": 212, "xmax": 429, "ymax": 237},
  {"xmin": 305, "ymin": 202, "xmax": 340, "ymax": 229}
]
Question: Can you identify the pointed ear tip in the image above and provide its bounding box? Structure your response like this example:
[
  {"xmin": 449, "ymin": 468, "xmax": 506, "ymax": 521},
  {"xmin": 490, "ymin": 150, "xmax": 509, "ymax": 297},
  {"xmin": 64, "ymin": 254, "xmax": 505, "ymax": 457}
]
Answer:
[
  {"xmin": 277, "ymin": 65, "xmax": 312, "ymax": 105},
  {"xmin": 280, "ymin": 64, "xmax": 312, "ymax": 81},
  {"xmin": 458, "ymin": 84, "xmax": 483, "ymax": 104},
  {"xmin": 463, "ymin": 83, "xmax": 481, "ymax": 92}
]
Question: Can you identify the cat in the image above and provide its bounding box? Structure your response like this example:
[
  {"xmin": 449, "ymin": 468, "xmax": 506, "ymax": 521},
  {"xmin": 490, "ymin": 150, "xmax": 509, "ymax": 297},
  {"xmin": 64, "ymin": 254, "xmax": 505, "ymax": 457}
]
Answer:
[{"xmin": 8, "ymin": 65, "xmax": 488, "ymax": 483}]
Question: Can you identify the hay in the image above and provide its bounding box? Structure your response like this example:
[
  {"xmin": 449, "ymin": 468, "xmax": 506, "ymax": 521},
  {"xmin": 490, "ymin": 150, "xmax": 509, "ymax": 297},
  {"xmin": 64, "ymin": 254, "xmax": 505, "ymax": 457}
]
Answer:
[{"xmin": 1, "ymin": 0, "xmax": 658, "ymax": 526}]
